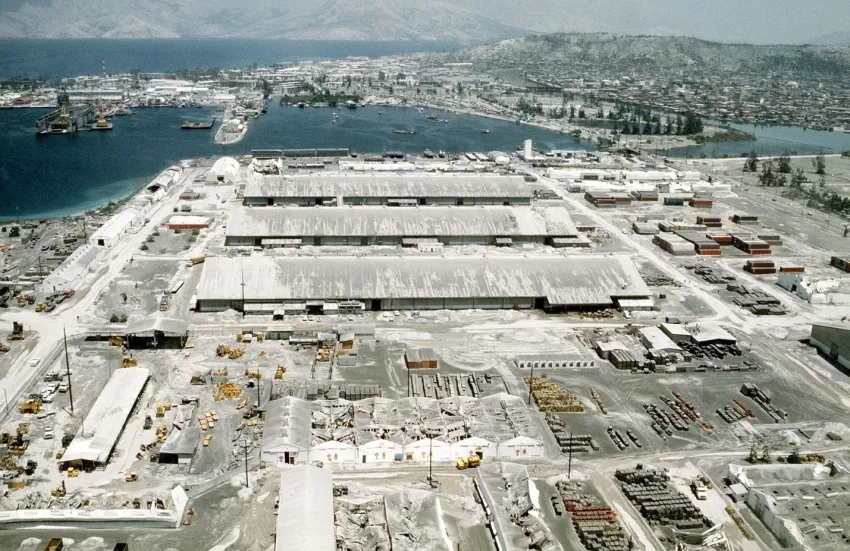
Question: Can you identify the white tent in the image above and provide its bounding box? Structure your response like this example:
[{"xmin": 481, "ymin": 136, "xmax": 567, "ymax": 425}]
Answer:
[
  {"xmin": 498, "ymin": 436, "xmax": 545, "ymax": 459},
  {"xmin": 405, "ymin": 438, "xmax": 452, "ymax": 463},
  {"xmin": 206, "ymin": 156, "xmax": 240, "ymax": 183},
  {"xmin": 452, "ymin": 436, "xmax": 498, "ymax": 461},
  {"xmin": 309, "ymin": 440, "xmax": 356, "ymax": 464},
  {"xmin": 357, "ymin": 439, "xmax": 403, "ymax": 464}
]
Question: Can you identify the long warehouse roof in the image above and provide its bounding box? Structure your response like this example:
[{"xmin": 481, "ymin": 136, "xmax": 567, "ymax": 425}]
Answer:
[
  {"xmin": 197, "ymin": 255, "xmax": 650, "ymax": 306},
  {"xmin": 244, "ymin": 173, "xmax": 532, "ymax": 198},
  {"xmin": 226, "ymin": 206, "xmax": 578, "ymax": 238},
  {"xmin": 276, "ymin": 466, "xmax": 335, "ymax": 551},
  {"xmin": 61, "ymin": 368, "xmax": 150, "ymax": 464}
]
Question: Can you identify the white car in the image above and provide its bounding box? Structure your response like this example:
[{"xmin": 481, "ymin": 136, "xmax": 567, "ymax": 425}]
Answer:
[
  {"xmin": 43, "ymin": 428, "xmax": 54, "ymax": 440},
  {"xmin": 29, "ymin": 357, "xmax": 41, "ymax": 368},
  {"xmin": 58, "ymin": 382, "xmax": 68, "ymax": 393},
  {"xmin": 41, "ymin": 390, "xmax": 54, "ymax": 403}
]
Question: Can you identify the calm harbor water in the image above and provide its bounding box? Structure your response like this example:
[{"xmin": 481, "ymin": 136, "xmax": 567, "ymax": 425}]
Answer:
[
  {"xmin": 0, "ymin": 39, "xmax": 461, "ymax": 79},
  {"xmin": 4, "ymin": 100, "xmax": 850, "ymax": 221},
  {"xmin": 0, "ymin": 102, "xmax": 589, "ymax": 221}
]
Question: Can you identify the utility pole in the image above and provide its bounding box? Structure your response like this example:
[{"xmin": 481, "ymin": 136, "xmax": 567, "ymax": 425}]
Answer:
[
  {"xmin": 567, "ymin": 431, "xmax": 573, "ymax": 480},
  {"xmin": 64, "ymin": 327, "xmax": 74, "ymax": 415},
  {"xmin": 527, "ymin": 363, "xmax": 535, "ymax": 405},
  {"xmin": 240, "ymin": 261, "xmax": 246, "ymax": 319},
  {"xmin": 428, "ymin": 434, "xmax": 434, "ymax": 487},
  {"xmin": 37, "ymin": 256, "xmax": 44, "ymax": 284},
  {"xmin": 255, "ymin": 373, "xmax": 261, "ymax": 409}
]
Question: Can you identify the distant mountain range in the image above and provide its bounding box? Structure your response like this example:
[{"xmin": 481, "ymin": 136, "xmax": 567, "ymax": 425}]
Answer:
[
  {"xmin": 0, "ymin": 0, "xmax": 525, "ymax": 42},
  {"xmin": 2, "ymin": 0, "xmax": 850, "ymax": 44},
  {"xmin": 428, "ymin": 33, "xmax": 850, "ymax": 76}
]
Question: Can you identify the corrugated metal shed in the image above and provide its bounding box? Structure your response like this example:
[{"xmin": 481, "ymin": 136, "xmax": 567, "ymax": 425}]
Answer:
[
  {"xmin": 61, "ymin": 368, "xmax": 150, "ymax": 465},
  {"xmin": 196, "ymin": 255, "xmax": 650, "ymax": 307},
  {"xmin": 226, "ymin": 206, "xmax": 577, "ymax": 240},
  {"xmin": 245, "ymin": 173, "xmax": 532, "ymax": 199}
]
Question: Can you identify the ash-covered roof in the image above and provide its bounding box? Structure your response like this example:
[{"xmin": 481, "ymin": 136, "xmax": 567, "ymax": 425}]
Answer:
[
  {"xmin": 226, "ymin": 206, "xmax": 577, "ymax": 238},
  {"xmin": 244, "ymin": 173, "xmax": 532, "ymax": 199},
  {"xmin": 197, "ymin": 255, "xmax": 650, "ymax": 307}
]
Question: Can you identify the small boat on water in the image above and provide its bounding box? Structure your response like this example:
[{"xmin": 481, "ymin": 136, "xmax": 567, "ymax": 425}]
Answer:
[
  {"xmin": 297, "ymin": 102, "xmax": 306, "ymax": 108},
  {"xmin": 346, "ymin": 100, "xmax": 357, "ymax": 109},
  {"xmin": 393, "ymin": 127, "xmax": 417, "ymax": 135},
  {"xmin": 423, "ymin": 149, "xmax": 434, "ymax": 158},
  {"xmin": 182, "ymin": 118, "xmax": 216, "ymax": 130},
  {"xmin": 438, "ymin": 150, "xmax": 446, "ymax": 158},
  {"xmin": 481, "ymin": 128, "xmax": 490, "ymax": 134},
  {"xmin": 427, "ymin": 114, "xmax": 438, "ymax": 120}
]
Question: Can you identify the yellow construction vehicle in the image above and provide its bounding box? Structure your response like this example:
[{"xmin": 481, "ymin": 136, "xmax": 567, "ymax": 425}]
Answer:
[
  {"xmin": 125, "ymin": 472, "xmax": 138, "ymax": 482},
  {"xmin": 228, "ymin": 347, "xmax": 244, "ymax": 360},
  {"xmin": 8, "ymin": 322, "xmax": 24, "ymax": 341},
  {"xmin": 35, "ymin": 303, "xmax": 47, "ymax": 313},
  {"xmin": 203, "ymin": 434, "xmax": 212, "ymax": 447},
  {"xmin": 456, "ymin": 454, "xmax": 482, "ymax": 470},
  {"xmin": 235, "ymin": 398, "xmax": 249, "ymax": 410},
  {"xmin": 67, "ymin": 467, "xmax": 79, "ymax": 478},
  {"xmin": 19, "ymin": 398, "xmax": 42, "ymax": 414},
  {"xmin": 51, "ymin": 481, "xmax": 67, "ymax": 497},
  {"xmin": 274, "ymin": 364, "xmax": 287, "ymax": 379},
  {"xmin": 245, "ymin": 369, "xmax": 261, "ymax": 379},
  {"xmin": 216, "ymin": 344, "xmax": 231, "ymax": 357},
  {"xmin": 108, "ymin": 335, "xmax": 124, "ymax": 347},
  {"xmin": 121, "ymin": 356, "xmax": 138, "ymax": 368}
]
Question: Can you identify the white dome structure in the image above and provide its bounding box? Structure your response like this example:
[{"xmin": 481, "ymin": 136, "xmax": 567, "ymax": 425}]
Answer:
[{"xmin": 207, "ymin": 157, "xmax": 240, "ymax": 183}]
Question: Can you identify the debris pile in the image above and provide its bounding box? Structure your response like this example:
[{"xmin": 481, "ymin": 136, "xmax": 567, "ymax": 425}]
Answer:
[
  {"xmin": 615, "ymin": 465, "xmax": 711, "ymax": 530},
  {"xmin": 556, "ymin": 480, "xmax": 629, "ymax": 551}
]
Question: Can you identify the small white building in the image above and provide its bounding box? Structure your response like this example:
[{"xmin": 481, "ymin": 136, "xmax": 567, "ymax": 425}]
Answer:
[
  {"xmin": 452, "ymin": 436, "xmax": 498, "ymax": 461},
  {"xmin": 41, "ymin": 244, "xmax": 100, "ymax": 293},
  {"xmin": 778, "ymin": 273, "xmax": 850, "ymax": 305},
  {"xmin": 357, "ymin": 438, "xmax": 403, "ymax": 464},
  {"xmin": 405, "ymin": 438, "xmax": 452, "ymax": 463},
  {"xmin": 89, "ymin": 208, "xmax": 143, "ymax": 247},
  {"xmin": 309, "ymin": 440, "xmax": 357, "ymax": 464},
  {"xmin": 497, "ymin": 436, "xmax": 545, "ymax": 459}
]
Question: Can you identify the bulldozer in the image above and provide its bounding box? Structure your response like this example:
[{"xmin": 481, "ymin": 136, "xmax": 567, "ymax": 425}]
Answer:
[
  {"xmin": 8, "ymin": 322, "xmax": 24, "ymax": 341},
  {"xmin": 19, "ymin": 398, "xmax": 42, "ymax": 415},
  {"xmin": 121, "ymin": 355, "xmax": 138, "ymax": 368},
  {"xmin": 245, "ymin": 369, "xmax": 261, "ymax": 379},
  {"xmin": 108, "ymin": 335, "xmax": 124, "ymax": 347},
  {"xmin": 456, "ymin": 454, "xmax": 482, "ymax": 470},
  {"xmin": 274, "ymin": 364, "xmax": 286, "ymax": 379},
  {"xmin": 215, "ymin": 344, "xmax": 231, "ymax": 357},
  {"xmin": 35, "ymin": 303, "xmax": 47, "ymax": 313},
  {"xmin": 51, "ymin": 481, "xmax": 66, "ymax": 497},
  {"xmin": 143, "ymin": 415, "xmax": 153, "ymax": 430},
  {"xmin": 228, "ymin": 347, "xmax": 244, "ymax": 360}
]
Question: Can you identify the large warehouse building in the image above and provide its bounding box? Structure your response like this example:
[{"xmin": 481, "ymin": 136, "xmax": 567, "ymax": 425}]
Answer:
[
  {"xmin": 243, "ymin": 173, "xmax": 533, "ymax": 206},
  {"xmin": 195, "ymin": 255, "xmax": 651, "ymax": 313},
  {"xmin": 224, "ymin": 205, "xmax": 581, "ymax": 247}
]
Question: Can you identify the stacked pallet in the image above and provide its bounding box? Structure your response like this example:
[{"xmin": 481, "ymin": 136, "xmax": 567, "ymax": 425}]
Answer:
[
  {"xmin": 632, "ymin": 221, "xmax": 659, "ymax": 235},
  {"xmin": 689, "ymin": 198, "xmax": 713, "ymax": 208},
  {"xmin": 696, "ymin": 216, "xmax": 722, "ymax": 228},
  {"xmin": 658, "ymin": 221, "xmax": 708, "ymax": 233},
  {"xmin": 758, "ymin": 233, "xmax": 783, "ymax": 246},
  {"xmin": 653, "ymin": 234, "xmax": 695, "ymax": 256},
  {"xmin": 615, "ymin": 468, "xmax": 709, "ymax": 529},
  {"xmin": 732, "ymin": 234, "xmax": 772, "ymax": 255},
  {"xmin": 524, "ymin": 377, "xmax": 584, "ymax": 412},
  {"xmin": 744, "ymin": 260, "xmax": 776, "ymax": 274},
  {"xmin": 732, "ymin": 214, "xmax": 759, "ymax": 224},
  {"xmin": 557, "ymin": 482, "xmax": 628, "ymax": 551},
  {"xmin": 676, "ymin": 232, "xmax": 721, "ymax": 256},
  {"xmin": 706, "ymin": 231, "xmax": 733, "ymax": 245}
]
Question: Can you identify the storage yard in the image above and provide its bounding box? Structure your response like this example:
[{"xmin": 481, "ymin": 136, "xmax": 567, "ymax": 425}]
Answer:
[{"xmin": 0, "ymin": 148, "xmax": 849, "ymax": 551}]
